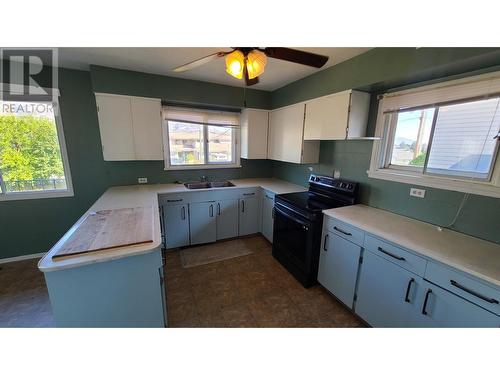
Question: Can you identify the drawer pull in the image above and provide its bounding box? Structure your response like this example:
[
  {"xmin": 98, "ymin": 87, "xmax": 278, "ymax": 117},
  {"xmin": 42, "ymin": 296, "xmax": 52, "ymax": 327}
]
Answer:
[
  {"xmin": 377, "ymin": 246, "xmax": 406, "ymax": 261},
  {"xmin": 421, "ymin": 289, "xmax": 432, "ymax": 315},
  {"xmin": 243, "ymin": 192, "xmax": 255, "ymax": 196},
  {"xmin": 450, "ymin": 280, "xmax": 499, "ymax": 304},
  {"xmin": 323, "ymin": 234, "xmax": 329, "ymax": 251},
  {"xmin": 167, "ymin": 198, "xmax": 183, "ymax": 202},
  {"xmin": 333, "ymin": 226, "xmax": 351, "ymax": 236},
  {"xmin": 404, "ymin": 278, "xmax": 415, "ymax": 303}
]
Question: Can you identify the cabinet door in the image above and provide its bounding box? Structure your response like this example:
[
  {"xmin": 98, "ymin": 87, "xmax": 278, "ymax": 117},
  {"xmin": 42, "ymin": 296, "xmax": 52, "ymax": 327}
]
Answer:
[
  {"xmin": 130, "ymin": 97, "xmax": 163, "ymax": 160},
  {"xmin": 216, "ymin": 199, "xmax": 239, "ymax": 240},
  {"xmin": 416, "ymin": 280, "xmax": 500, "ymax": 328},
  {"xmin": 189, "ymin": 202, "xmax": 217, "ymax": 245},
  {"xmin": 261, "ymin": 193, "xmax": 274, "ymax": 243},
  {"xmin": 268, "ymin": 104, "xmax": 305, "ymax": 163},
  {"xmin": 240, "ymin": 109, "xmax": 268, "ymax": 159},
  {"xmin": 355, "ymin": 249, "xmax": 424, "ymax": 327},
  {"xmin": 163, "ymin": 204, "xmax": 190, "ymax": 249},
  {"xmin": 95, "ymin": 94, "xmax": 135, "ymax": 161},
  {"xmin": 239, "ymin": 197, "xmax": 260, "ymax": 236},
  {"xmin": 304, "ymin": 91, "xmax": 351, "ymax": 140},
  {"xmin": 318, "ymin": 232, "xmax": 361, "ymax": 308}
]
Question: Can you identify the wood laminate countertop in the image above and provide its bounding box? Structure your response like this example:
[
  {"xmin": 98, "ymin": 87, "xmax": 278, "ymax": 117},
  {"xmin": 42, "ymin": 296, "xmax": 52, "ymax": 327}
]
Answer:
[
  {"xmin": 323, "ymin": 204, "xmax": 500, "ymax": 288},
  {"xmin": 38, "ymin": 178, "xmax": 306, "ymax": 272}
]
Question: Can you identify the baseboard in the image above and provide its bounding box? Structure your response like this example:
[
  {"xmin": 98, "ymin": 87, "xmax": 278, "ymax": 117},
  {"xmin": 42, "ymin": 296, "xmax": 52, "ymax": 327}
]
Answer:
[{"xmin": 0, "ymin": 252, "xmax": 46, "ymax": 264}]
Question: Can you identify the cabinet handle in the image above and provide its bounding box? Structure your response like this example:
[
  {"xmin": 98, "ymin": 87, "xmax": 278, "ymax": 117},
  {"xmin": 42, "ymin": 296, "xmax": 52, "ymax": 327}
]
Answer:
[
  {"xmin": 209, "ymin": 204, "xmax": 214, "ymax": 217},
  {"xmin": 421, "ymin": 289, "xmax": 432, "ymax": 315},
  {"xmin": 450, "ymin": 280, "xmax": 499, "ymax": 304},
  {"xmin": 323, "ymin": 234, "xmax": 329, "ymax": 251},
  {"xmin": 217, "ymin": 202, "xmax": 221, "ymax": 216},
  {"xmin": 243, "ymin": 192, "xmax": 255, "ymax": 196},
  {"xmin": 404, "ymin": 278, "xmax": 415, "ymax": 303},
  {"xmin": 167, "ymin": 199, "xmax": 183, "ymax": 202},
  {"xmin": 272, "ymin": 207, "xmax": 275, "ymax": 219},
  {"xmin": 181, "ymin": 206, "xmax": 186, "ymax": 220},
  {"xmin": 333, "ymin": 226, "xmax": 351, "ymax": 236},
  {"xmin": 377, "ymin": 246, "xmax": 406, "ymax": 261},
  {"xmin": 241, "ymin": 200, "xmax": 245, "ymax": 213}
]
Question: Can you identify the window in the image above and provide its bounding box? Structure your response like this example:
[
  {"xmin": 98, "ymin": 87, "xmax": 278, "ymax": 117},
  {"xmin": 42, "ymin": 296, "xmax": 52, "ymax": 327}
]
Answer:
[
  {"xmin": 369, "ymin": 72, "xmax": 500, "ymax": 198},
  {"xmin": 0, "ymin": 95, "xmax": 73, "ymax": 201},
  {"xmin": 162, "ymin": 106, "xmax": 240, "ymax": 170}
]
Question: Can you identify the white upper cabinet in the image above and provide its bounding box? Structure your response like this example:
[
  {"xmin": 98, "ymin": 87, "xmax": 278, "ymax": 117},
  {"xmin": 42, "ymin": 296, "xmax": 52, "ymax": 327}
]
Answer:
[
  {"xmin": 240, "ymin": 108, "xmax": 269, "ymax": 159},
  {"xmin": 95, "ymin": 93, "xmax": 163, "ymax": 161},
  {"xmin": 268, "ymin": 103, "xmax": 319, "ymax": 164},
  {"xmin": 304, "ymin": 90, "xmax": 371, "ymax": 140}
]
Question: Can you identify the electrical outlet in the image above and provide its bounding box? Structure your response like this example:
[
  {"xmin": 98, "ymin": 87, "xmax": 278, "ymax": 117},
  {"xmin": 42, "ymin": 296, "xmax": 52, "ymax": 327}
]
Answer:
[
  {"xmin": 410, "ymin": 188, "xmax": 425, "ymax": 198},
  {"xmin": 333, "ymin": 169, "xmax": 341, "ymax": 179},
  {"xmin": 138, "ymin": 177, "xmax": 148, "ymax": 184}
]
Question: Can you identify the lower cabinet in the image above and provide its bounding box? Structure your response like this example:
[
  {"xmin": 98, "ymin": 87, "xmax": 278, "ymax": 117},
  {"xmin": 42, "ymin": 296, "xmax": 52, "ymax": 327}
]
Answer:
[
  {"xmin": 355, "ymin": 249, "xmax": 424, "ymax": 327},
  {"xmin": 239, "ymin": 196, "xmax": 260, "ymax": 236},
  {"xmin": 189, "ymin": 201, "xmax": 217, "ymax": 245},
  {"xmin": 216, "ymin": 199, "xmax": 239, "ymax": 240},
  {"xmin": 163, "ymin": 204, "xmax": 190, "ymax": 249},
  {"xmin": 318, "ymin": 231, "xmax": 361, "ymax": 308},
  {"xmin": 261, "ymin": 192, "xmax": 274, "ymax": 243},
  {"xmin": 415, "ymin": 280, "xmax": 500, "ymax": 327}
]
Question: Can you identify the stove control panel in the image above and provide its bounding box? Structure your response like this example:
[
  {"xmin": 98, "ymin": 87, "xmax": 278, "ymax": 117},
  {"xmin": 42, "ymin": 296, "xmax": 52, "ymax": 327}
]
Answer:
[{"xmin": 309, "ymin": 174, "xmax": 357, "ymax": 194}]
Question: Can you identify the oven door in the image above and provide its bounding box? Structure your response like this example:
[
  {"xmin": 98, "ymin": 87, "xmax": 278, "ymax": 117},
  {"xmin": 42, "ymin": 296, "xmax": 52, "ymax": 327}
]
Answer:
[{"xmin": 273, "ymin": 204, "xmax": 315, "ymax": 271}]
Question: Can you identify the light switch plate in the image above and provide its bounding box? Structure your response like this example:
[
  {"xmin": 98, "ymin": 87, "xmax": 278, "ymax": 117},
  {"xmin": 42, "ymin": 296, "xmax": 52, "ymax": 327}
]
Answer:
[
  {"xmin": 138, "ymin": 177, "xmax": 148, "ymax": 184},
  {"xmin": 410, "ymin": 188, "xmax": 425, "ymax": 198}
]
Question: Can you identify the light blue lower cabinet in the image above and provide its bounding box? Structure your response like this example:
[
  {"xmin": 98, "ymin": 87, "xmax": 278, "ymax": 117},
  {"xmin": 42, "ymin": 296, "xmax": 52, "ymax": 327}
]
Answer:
[
  {"xmin": 261, "ymin": 193, "xmax": 274, "ymax": 243},
  {"xmin": 414, "ymin": 280, "xmax": 500, "ymax": 327},
  {"xmin": 216, "ymin": 199, "xmax": 239, "ymax": 240},
  {"xmin": 239, "ymin": 196, "xmax": 260, "ymax": 236},
  {"xmin": 44, "ymin": 249, "xmax": 165, "ymax": 327},
  {"xmin": 163, "ymin": 204, "xmax": 190, "ymax": 249},
  {"xmin": 318, "ymin": 232, "xmax": 362, "ymax": 308},
  {"xmin": 189, "ymin": 201, "xmax": 217, "ymax": 245},
  {"xmin": 355, "ymin": 249, "xmax": 425, "ymax": 327}
]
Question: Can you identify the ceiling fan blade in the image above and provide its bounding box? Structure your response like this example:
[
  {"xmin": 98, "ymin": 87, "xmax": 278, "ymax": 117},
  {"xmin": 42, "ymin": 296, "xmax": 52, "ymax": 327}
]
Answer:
[
  {"xmin": 244, "ymin": 66, "xmax": 259, "ymax": 86},
  {"xmin": 263, "ymin": 47, "xmax": 329, "ymax": 68},
  {"xmin": 173, "ymin": 51, "xmax": 229, "ymax": 73}
]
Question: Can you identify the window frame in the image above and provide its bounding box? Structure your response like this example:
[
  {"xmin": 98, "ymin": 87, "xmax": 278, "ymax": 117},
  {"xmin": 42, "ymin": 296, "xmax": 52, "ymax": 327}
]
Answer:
[
  {"xmin": 368, "ymin": 72, "xmax": 500, "ymax": 198},
  {"xmin": 162, "ymin": 108, "xmax": 241, "ymax": 171},
  {"xmin": 0, "ymin": 92, "xmax": 74, "ymax": 201}
]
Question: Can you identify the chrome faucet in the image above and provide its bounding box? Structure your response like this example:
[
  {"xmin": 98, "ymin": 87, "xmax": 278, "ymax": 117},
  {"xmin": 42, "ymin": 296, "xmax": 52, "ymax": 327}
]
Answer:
[{"xmin": 200, "ymin": 175, "xmax": 208, "ymax": 182}]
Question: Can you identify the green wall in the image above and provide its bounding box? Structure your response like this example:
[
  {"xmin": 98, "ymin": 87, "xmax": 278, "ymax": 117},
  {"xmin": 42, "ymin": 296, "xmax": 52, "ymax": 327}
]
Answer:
[
  {"xmin": 270, "ymin": 47, "xmax": 500, "ymax": 244},
  {"xmin": 0, "ymin": 66, "xmax": 272, "ymax": 259}
]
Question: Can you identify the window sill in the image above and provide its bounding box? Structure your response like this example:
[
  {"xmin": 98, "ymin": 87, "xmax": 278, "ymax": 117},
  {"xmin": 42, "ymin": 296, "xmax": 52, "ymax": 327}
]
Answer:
[
  {"xmin": 164, "ymin": 164, "xmax": 241, "ymax": 171},
  {"xmin": 367, "ymin": 168, "xmax": 500, "ymax": 198},
  {"xmin": 0, "ymin": 189, "xmax": 74, "ymax": 202}
]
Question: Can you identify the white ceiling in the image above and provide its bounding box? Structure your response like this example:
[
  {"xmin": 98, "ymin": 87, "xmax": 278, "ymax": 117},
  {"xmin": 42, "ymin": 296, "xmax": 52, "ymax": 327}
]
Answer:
[{"xmin": 58, "ymin": 47, "xmax": 371, "ymax": 91}]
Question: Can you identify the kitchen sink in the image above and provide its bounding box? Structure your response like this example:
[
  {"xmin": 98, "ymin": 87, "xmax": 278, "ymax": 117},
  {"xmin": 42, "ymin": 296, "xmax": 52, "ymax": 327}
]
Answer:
[{"xmin": 184, "ymin": 181, "xmax": 235, "ymax": 189}]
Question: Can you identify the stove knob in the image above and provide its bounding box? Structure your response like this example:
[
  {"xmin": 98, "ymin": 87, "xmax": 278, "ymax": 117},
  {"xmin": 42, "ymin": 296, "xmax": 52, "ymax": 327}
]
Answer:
[
  {"xmin": 315, "ymin": 177, "xmax": 320, "ymax": 182},
  {"xmin": 348, "ymin": 184, "xmax": 353, "ymax": 190}
]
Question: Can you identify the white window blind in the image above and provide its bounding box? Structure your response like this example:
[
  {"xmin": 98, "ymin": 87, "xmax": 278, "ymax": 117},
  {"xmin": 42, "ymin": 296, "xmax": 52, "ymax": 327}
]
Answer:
[{"xmin": 163, "ymin": 106, "xmax": 240, "ymax": 127}]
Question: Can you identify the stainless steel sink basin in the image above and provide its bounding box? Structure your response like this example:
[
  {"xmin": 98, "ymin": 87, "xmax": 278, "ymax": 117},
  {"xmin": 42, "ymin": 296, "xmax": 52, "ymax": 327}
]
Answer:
[
  {"xmin": 184, "ymin": 182, "xmax": 211, "ymax": 189},
  {"xmin": 184, "ymin": 181, "xmax": 235, "ymax": 189},
  {"xmin": 209, "ymin": 181, "xmax": 235, "ymax": 188}
]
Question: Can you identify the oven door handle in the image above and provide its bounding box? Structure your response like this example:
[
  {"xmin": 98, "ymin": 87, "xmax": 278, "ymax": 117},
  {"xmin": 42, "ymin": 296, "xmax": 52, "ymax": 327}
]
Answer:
[{"xmin": 274, "ymin": 206, "xmax": 311, "ymax": 228}]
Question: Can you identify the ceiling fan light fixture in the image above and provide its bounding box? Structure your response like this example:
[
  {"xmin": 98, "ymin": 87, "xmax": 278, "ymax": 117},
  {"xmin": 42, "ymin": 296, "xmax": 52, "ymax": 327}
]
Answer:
[
  {"xmin": 225, "ymin": 50, "xmax": 245, "ymax": 79},
  {"xmin": 246, "ymin": 49, "xmax": 267, "ymax": 79}
]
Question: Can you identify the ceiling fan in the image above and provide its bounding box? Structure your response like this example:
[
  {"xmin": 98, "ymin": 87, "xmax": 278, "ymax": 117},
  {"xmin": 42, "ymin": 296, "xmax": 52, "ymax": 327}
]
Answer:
[{"xmin": 172, "ymin": 48, "xmax": 329, "ymax": 86}]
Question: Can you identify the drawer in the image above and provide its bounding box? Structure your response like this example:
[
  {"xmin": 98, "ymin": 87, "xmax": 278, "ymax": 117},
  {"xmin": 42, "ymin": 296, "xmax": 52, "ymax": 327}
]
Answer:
[
  {"xmin": 425, "ymin": 261, "xmax": 500, "ymax": 316},
  {"xmin": 364, "ymin": 234, "xmax": 427, "ymax": 277},
  {"xmin": 239, "ymin": 188, "xmax": 260, "ymax": 199},
  {"xmin": 324, "ymin": 217, "xmax": 364, "ymax": 247},
  {"xmin": 159, "ymin": 193, "xmax": 188, "ymax": 206}
]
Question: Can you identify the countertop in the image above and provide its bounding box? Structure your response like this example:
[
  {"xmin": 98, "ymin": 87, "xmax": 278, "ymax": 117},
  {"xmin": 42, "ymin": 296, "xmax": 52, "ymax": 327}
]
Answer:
[
  {"xmin": 323, "ymin": 204, "xmax": 500, "ymax": 287},
  {"xmin": 38, "ymin": 178, "xmax": 306, "ymax": 272}
]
